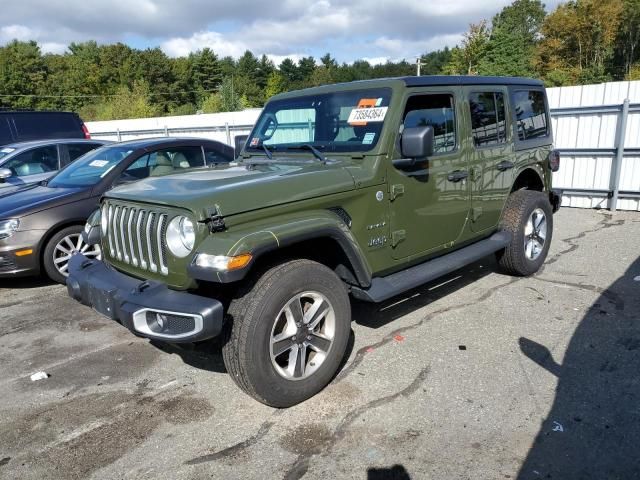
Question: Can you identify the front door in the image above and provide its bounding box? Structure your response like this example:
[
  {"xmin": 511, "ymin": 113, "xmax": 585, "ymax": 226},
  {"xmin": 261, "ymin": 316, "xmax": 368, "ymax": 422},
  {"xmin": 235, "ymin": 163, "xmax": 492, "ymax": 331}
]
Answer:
[
  {"xmin": 388, "ymin": 89, "xmax": 470, "ymax": 260},
  {"xmin": 464, "ymin": 87, "xmax": 515, "ymax": 232}
]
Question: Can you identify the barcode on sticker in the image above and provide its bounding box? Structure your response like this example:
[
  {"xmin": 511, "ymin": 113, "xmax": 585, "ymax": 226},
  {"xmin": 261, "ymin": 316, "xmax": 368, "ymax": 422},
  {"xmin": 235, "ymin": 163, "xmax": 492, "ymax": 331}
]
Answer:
[{"xmin": 348, "ymin": 107, "xmax": 388, "ymax": 124}]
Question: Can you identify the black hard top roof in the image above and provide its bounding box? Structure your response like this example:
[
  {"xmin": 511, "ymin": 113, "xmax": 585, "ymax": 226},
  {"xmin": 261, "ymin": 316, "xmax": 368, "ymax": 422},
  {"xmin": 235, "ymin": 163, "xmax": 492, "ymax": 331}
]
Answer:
[{"xmin": 401, "ymin": 75, "xmax": 544, "ymax": 87}]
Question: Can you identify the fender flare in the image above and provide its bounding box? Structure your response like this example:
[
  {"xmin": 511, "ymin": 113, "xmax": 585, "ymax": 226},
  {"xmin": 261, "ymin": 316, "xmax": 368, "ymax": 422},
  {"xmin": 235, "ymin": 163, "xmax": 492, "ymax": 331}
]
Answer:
[{"xmin": 188, "ymin": 210, "xmax": 373, "ymax": 287}]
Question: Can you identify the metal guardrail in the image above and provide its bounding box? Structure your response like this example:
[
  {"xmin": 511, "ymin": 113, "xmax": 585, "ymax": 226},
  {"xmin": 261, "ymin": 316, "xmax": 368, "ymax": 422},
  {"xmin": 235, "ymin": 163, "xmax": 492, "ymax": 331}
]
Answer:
[{"xmin": 91, "ymin": 99, "xmax": 640, "ymax": 211}]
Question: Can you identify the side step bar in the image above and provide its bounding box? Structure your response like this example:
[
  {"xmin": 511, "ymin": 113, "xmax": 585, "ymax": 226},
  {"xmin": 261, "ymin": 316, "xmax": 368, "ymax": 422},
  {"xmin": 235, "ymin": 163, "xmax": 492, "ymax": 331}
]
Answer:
[{"xmin": 351, "ymin": 231, "xmax": 511, "ymax": 303}]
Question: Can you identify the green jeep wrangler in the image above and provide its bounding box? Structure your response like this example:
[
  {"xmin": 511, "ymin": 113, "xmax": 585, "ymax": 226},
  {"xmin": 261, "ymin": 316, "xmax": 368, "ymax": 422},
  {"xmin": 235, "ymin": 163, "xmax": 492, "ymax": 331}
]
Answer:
[{"xmin": 68, "ymin": 76, "xmax": 561, "ymax": 407}]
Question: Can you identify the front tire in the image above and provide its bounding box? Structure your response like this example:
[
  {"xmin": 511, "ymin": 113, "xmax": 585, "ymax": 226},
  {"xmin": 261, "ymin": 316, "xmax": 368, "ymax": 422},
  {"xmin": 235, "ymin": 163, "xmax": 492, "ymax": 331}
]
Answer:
[
  {"xmin": 496, "ymin": 190, "xmax": 553, "ymax": 276},
  {"xmin": 222, "ymin": 259, "xmax": 351, "ymax": 407},
  {"xmin": 43, "ymin": 226, "xmax": 101, "ymax": 284}
]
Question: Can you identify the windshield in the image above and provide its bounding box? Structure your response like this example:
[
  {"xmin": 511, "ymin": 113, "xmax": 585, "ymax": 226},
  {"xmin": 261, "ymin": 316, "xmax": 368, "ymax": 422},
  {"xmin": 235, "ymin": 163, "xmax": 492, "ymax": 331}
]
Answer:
[
  {"xmin": 246, "ymin": 87, "xmax": 392, "ymax": 154},
  {"xmin": 48, "ymin": 146, "xmax": 134, "ymax": 188},
  {"xmin": 0, "ymin": 147, "xmax": 16, "ymax": 160}
]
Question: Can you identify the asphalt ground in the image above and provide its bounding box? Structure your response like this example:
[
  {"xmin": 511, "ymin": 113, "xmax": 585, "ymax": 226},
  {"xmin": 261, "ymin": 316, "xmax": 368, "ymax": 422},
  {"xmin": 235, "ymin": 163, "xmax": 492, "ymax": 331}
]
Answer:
[{"xmin": 0, "ymin": 208, "xmax": 639, "ymax": 480}]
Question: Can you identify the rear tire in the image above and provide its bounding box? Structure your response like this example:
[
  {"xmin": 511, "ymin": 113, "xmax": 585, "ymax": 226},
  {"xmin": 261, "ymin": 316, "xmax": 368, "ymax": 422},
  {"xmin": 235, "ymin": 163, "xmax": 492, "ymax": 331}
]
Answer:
[
  {"xmin": 222, "ymin": 259, "xmax": 351, "ymax": 407},
  {"xmin": 496, "ymin": 190, "xmax": 553, "ymax": 276}
]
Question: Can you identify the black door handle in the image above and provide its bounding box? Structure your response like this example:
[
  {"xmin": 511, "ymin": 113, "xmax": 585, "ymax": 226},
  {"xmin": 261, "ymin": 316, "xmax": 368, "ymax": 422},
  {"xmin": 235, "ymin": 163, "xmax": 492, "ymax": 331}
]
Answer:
[
  {"xmin": 447, "ymin": 170, "xmax": 468, "ymax": 182},
  {"xmin": 497, "ymin": 160, "xmax": 515, "ymax": 171}
]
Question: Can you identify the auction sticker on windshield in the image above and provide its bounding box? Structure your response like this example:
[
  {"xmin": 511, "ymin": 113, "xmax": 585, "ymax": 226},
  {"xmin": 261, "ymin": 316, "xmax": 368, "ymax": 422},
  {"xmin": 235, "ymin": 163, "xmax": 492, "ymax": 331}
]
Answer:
[
  {"xmin": 89, "ymin": 160, "xmax": 109, "ymax": 167},
  {"xmin": 348, "ymin": 106, "xmax": 388, "ymax": 125}
]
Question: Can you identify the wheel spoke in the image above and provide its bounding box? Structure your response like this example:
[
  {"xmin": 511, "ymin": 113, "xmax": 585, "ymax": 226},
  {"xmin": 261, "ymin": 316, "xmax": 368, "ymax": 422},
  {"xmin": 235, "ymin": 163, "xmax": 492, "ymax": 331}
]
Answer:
[
  {"xmin": 80, "ymin": 243, "xmax": 89, "ymax": 253},
  {"xmin": 308, "ymin": 333, "xmax": 331, "ymax": 353},
  {"xmin": 524, "ymin": 220, "xmax": 534, "ymax": 236},
  {"xmin": 303, "ymin": 297, "xmax": 324, "ymax": 324},
  {"xmin": 64, "ymin": 237, "xmax": 76, "ymax": 250},
  {"xmin": 525, "ymin": 239, "xmax": 534, "ymax": 259},
  {"xmin": 54, "ymin": 255, "xmax": 70, "ymax": 264},
  {"xmin": 294, "ymin": 344, "xmax": 307, "ymax": 378},
  {"xmin": 287, "ymin": 296, "xmax": 304, "ymax": 324},
  {"xmin": 75, "ymin": 235, "xmax": 83, "ymax": 250},
  {"xmin": 56, "ymin": 245, "xmax": 72, "ymax": 256},
  {"xmin": 59, "ymin": 263, "xmax": 69, "ymax": 273},
  {"xmin": 272, "ymin": 334, "xmax": 294, "ymax": 357},
  {"xmin": 308, "ymin": 307, "xmax": 330, "ymax": 330},
  {"xmin": 286, "ymin": 344, "xmax": 299, "ymax": 377},
  {"xmin": 533, "ymin": 239, "xmax": 544, "ymax": 253}
]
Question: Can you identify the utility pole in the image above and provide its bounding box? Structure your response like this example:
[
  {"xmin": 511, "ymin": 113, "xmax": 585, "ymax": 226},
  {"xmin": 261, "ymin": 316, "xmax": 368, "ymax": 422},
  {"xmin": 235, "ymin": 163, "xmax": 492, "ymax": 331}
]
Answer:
[{"xmin": 416, "ymin": 57, "xmax": 426, "ymax": 76}]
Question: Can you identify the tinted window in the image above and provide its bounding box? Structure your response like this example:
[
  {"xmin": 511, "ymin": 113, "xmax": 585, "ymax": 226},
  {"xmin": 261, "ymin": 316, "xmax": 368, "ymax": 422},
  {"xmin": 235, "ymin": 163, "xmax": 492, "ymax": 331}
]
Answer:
[
  {"xmin": 513, "ymin": 90, "xmax": 548, "ymax": 141},
  {"xmin": 48, "ymin": 146, "xmax": 133, "ymax": 188},
  {"xmin": 67, "ymin": 143, "xmax": 101, "ymax": 163},
  {"xmin": 204, "ymin": 147, "xmax": 233, "ymax": 165},
  {"xmin": 3, "ymin": 145, "xmax": 59, "ymax": 177},
  {"xmin": 0, "ymin": 118, "xmax": 13, "ymax": 145},
  {"xmin": 469, "ymin": 92, "xmax": 507, "ymax": 146},
  {"xmin": 403, "ymin": 94, "xmax": 456, "ymax": 154},
  {"xmin": 12, "ymin": 113, "xmax": 82, "ymax": 140}
]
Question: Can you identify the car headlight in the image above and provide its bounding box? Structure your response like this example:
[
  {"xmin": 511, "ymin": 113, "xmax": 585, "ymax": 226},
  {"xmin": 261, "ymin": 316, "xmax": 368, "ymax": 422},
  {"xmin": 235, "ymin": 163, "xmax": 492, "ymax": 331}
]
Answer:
[
  {"xmin": 0, "ymin": 219, "xmax": 19, "ymax": 240},
  {"xmin": 166, "ymin": 216, "xmax": 195, "ymax": 258}
]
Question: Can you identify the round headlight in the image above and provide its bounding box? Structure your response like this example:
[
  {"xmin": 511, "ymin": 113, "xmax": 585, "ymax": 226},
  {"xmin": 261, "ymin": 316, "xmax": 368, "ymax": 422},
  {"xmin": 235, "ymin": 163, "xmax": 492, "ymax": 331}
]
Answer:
[
  {"xmin": 166, "ymin": 216, "xmax": 195, "ymax": 258},
  {"xmin": 100, "ymin": 205, "xmax": 108, "ymax": 235}
]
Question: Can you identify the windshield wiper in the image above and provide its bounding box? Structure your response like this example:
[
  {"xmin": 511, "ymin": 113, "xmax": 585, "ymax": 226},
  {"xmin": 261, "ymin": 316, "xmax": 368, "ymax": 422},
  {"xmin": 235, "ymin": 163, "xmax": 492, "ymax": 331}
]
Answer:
[
  {"xmin": 260, "ymin": 144, "xmax": 273, "ymax": 159},
  {"xmin": 286, "ymin": 144, "xmax": 325, "ymax": 162}
]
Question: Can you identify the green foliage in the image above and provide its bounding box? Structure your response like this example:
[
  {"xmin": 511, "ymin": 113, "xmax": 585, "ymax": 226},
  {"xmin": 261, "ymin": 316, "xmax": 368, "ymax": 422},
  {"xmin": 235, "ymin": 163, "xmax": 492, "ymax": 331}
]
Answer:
[
  {"xmin": 87, "ymin": 81, "xmax": 162, "ymax": 120},
  {"xmin": 200, "ymin": 76, "xmax": 244, "ymax": 113}
]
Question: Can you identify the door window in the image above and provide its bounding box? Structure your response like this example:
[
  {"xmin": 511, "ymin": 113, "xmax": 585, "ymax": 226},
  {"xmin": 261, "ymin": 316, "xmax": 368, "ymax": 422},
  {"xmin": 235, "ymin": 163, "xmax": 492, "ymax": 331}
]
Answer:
[
  {"xmin": 469, "ymin": 92, "xmax": 507, "ymax": 146},
  {"xmin": 204, "ymin": 146, "xmax": 233, "ymax": 165},
  {"xmin": 403, "ymin": 94, "xmax": 456, "ymax": 154},
  {"xmin": 3, "ymin": 145, "xmax": 59, "ymax": 177},
  {"xmin": 67, "ymin": 143, "xmax": 102, "ymax": 163},
  {"xmin": 513, "ymin": 90, "xmax": 549, "ymax": 140}
]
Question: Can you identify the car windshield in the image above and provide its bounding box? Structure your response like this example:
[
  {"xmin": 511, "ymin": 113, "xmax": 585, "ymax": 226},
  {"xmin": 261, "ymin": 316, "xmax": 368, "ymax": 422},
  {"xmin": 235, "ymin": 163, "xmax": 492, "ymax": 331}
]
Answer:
[
  {"xmin": 48, "ymin": 146, "xmax": 134, "ymax": 188},
  {"xmin": 245, "ymin": 87, "xmax": 392, "ymax": 154},
  {"xmin": 0, "ymin": 147, "xmax": 16, "ymax": 160}
]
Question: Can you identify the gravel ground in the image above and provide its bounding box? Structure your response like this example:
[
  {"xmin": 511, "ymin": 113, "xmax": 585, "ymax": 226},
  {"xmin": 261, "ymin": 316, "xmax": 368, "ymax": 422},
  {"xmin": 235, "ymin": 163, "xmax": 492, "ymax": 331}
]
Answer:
[{"xmin": 0, "ymin": 208, "xmax": 639, "ymax": 480}]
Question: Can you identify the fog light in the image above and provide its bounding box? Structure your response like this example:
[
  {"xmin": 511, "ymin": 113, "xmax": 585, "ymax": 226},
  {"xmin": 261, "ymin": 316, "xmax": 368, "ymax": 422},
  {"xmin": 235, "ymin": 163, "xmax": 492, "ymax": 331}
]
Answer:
[
  {"xmin": 194, "ymin": 253, "xmax": 252, "ymax": 271},
  {"xmin": 132, "ymin": 308, "xmax": 203, "ymax": 340}
]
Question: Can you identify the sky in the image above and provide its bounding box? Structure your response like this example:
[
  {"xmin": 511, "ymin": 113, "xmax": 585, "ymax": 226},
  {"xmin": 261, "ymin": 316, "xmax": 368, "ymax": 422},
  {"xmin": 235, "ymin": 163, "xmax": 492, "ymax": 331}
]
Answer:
[{"xmin": 0, "ymin": 0, "xmax": 564, "ymax": 65}]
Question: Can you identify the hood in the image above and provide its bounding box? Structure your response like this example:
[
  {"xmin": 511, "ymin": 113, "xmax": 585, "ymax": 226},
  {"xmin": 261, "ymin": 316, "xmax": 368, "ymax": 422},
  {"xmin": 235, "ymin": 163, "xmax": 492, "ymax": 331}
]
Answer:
[
  {"xmin": 0, "ymin": 183, "xmax": 90, "ymax": 218},
  {"xmin": 106, "ymin": 161, "xmax": 356, "ymax": 219}
]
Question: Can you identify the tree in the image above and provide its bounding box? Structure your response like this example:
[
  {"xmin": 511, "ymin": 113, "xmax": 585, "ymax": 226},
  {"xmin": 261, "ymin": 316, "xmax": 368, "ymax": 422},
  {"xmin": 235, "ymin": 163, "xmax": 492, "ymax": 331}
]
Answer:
[
  {"xmin": 87, "ymin": 81, "xmax": 161, "ymax": 120},
  {"xmin": 616, "ymin": 0, "xmax": 640, "ymax": 75},
  {"xmin": 200, "ymin": 76, "xmax": 244, "ymax": 113},
  {"xmin": 0, "ymin": 40, "xmax": 47, "ymax": 110},
  {"xmin": 190, "ymin": 48, "xmax": 222, "ymax": 103},
  {"xmin": 535, "ymin": 0, "xmax": 624, "ymax": 84},
  {"xmin": 479, "ymin": 0, "xmax": 546, "ymax": 76},
  {"xmin": 419, "ymin": 48, "xmax": 453, "ymax": 75},
  {"xmin": 265, "ymin": 71, "xmax": 286, "ymax": 97},
  {"xmin": 444, "ymin": 21, "xmax": 490, "ymax": 75}
]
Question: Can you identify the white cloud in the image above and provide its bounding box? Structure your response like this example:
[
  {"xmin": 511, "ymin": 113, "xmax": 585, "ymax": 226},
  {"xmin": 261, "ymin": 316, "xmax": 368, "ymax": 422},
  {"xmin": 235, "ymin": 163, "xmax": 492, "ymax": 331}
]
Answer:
[{"xmin": 0, "ymin": 0, "xmax": 568, "ymax": 62}]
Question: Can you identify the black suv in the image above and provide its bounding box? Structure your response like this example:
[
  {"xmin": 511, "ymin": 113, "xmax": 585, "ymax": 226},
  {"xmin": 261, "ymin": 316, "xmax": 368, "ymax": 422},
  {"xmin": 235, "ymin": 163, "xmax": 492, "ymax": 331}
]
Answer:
[{"xmin": 0, "ymin": 111, "xmax": 90, "ymax": 146}]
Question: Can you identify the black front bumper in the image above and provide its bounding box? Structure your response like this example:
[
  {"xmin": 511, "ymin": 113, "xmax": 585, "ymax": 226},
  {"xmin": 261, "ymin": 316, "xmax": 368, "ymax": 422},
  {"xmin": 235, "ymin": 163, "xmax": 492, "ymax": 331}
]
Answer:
[{"xmin": 66, "ymin": 254, "xmax": 224, "ymax": 343}]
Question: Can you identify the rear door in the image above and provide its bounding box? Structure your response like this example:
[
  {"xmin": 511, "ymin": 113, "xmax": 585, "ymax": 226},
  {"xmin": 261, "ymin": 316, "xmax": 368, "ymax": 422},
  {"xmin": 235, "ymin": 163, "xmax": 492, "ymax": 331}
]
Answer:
[
  {"xmin": 61, "ymin": 142, "xmax": 104, "ymax": 166},
  {"xmin": 463, "ymin": 86, "xmax": 515, "ymax": 233}
]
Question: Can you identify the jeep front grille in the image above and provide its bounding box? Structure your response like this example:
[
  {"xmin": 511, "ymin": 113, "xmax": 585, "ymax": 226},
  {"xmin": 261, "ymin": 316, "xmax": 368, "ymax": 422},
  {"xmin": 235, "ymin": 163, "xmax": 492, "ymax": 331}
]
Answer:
[{"xmin": 103, "ymin": 201, "xmax": 169, "ymax": 275}]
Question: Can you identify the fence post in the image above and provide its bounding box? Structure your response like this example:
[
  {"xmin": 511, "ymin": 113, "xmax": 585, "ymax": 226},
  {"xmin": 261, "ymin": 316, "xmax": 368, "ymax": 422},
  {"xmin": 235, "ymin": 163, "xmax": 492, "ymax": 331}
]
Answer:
[
  {"xmin": 164, "ymin": 125, "xmax": 169, "ymax": 137},
  {"xmin": 116, "ymin": 128, "xmax": 121, "ymax": 142},
  {"xmin": 225, "ymin": 122, "xmax": 231, "ymax": 145},
  {"xmin": 609, "ymin": 98, "xmax": 630, "ymax": 211}
]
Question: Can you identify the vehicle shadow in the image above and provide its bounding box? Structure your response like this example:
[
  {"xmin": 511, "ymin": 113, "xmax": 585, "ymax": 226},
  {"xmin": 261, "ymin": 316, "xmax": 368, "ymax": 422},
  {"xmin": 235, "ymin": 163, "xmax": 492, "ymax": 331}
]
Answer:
[
  {"xmin": 367, "ymin": 464, "xmax": 411, "ymax": 479},
  {"xmin": 0, "ymin": 276, "xmax": 56, "ymax": 290},
  {"xmin": 351, "ymin": 257, "xmax": 497, "ymax": 329},
  {"xmin": 517, "ymin": 256, "xmax": 640, "ymax": 479},
  {"xmin": 147, "ymin": 258, "xmax": 497, "ymax": 377}
]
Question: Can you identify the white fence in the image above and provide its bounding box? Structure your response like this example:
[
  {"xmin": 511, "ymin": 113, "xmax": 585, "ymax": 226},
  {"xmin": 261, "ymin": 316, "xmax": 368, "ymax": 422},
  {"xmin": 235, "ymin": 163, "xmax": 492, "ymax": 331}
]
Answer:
[{"xmin": 87, "ymin": 80, "xmax": 640, "ymax": 212}]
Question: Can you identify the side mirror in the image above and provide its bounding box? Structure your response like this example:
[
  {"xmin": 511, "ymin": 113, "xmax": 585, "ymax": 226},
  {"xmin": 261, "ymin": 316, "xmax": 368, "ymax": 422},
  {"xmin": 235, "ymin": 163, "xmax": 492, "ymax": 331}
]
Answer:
[
  {"xmin": 234, "ymin": 135, "xmax": 248, "ymax": 158},
  {"xmin": 0, "ymin": 168, "xmax": 12, "ymax": 182},
  {"xmin": 394, "ymin": 126, "xmax": 434, "ymax": 169}
]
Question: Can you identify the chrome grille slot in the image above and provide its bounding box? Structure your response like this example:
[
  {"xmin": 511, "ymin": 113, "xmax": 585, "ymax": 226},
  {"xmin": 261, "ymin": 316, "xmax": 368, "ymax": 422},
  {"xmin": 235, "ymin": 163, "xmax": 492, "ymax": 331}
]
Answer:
[
  {"xmin": 136, "ymin": 210, "xmax": 147, "ymax": 269},
  {"xmin": 119, "ymin": 207, "xmax": 129, "ymax": 263},
  {"xmin": 102, "ymin": 200, "xmax": 170, "ymax": 276},
  {"xmin": 128, "ymin": 208, "xmax": 137, "ymax": 266},
  {"xmin": 157, "ymin": 214, "xmax": 168, "ymax": 275},
  {"xmin": 146, "ymin": 212, "xmax": 157, "ymax": 273}
]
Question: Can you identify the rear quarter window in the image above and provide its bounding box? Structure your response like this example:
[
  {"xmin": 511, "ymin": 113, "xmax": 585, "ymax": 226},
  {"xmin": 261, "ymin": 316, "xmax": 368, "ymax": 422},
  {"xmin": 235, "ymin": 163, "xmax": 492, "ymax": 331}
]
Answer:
[
  {"xmin": 12, "ymin": 113, "xmax": 83, "ymax": 140},
  {"xmin": 510, "ymin": 88, "xmax": 552, "ymax": 150}
]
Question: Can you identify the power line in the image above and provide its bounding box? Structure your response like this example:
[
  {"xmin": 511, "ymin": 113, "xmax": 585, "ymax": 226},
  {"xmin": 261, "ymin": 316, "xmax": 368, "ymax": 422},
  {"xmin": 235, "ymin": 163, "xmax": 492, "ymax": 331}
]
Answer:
[{"xmin": 0, "ymin": 87, "xmax": 221, "ymax": 99}]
